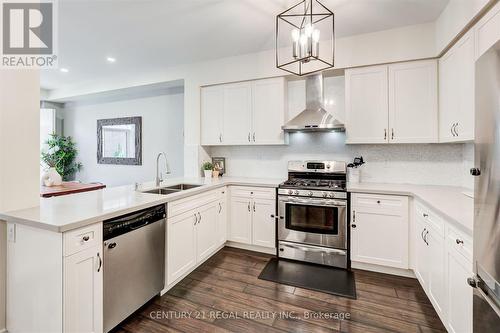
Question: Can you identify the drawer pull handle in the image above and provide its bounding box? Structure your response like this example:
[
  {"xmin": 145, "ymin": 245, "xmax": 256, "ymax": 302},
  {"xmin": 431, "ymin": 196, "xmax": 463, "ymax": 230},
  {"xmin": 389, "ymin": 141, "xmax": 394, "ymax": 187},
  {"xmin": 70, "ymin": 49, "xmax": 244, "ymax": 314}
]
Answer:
[
  {"xmin": 456, "ymin": 239, "xmax": 464, "ymax": 245},
  {"xmin": 351, "ymin": 224, "xmax": 357, "ymax": 228},
  {"xmin": 82, "ymin": 236, "xmax": 90, "ymax": 242},
  {"xmin": 376, "ymin": 200, "xmax": 381, "ymax": 204},
  {"xmin": 423, "ymin": 213, "xmax": 429, "ymax": 218}
]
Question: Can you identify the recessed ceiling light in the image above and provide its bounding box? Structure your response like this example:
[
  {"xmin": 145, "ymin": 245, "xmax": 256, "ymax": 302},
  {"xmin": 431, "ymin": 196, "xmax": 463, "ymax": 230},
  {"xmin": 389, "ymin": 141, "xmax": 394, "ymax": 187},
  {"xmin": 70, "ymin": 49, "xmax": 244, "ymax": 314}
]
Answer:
[
  {"xmin": 106, "ymin": 57, "xmax": 116, "ymax": 63},
  {"xmin": 60, "ymin": 68, "xmax": 69, "ymax": 73}
]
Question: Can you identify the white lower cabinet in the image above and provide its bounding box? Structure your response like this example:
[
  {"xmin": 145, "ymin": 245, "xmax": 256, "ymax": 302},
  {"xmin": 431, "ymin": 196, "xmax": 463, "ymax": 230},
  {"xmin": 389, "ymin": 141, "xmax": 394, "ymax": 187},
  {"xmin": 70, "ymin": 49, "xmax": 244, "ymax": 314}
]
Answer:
[
  {"xmin": 229, "ymin": 186, "xmax": 276, "ymax": 248},
  {"xmin": 350, "ymin": 193, "xmax": 409, "ymax": 269},
  {"xmin": 216, "ymin": 187, "xmax": 228, "ymax": 246},
  {"xmin": 63, "ymin": 245, "xmax": 103, "ymax": 333},
  {"xmin": 167, "ymin": 197, "xmax": 219, "ymax": 285}
]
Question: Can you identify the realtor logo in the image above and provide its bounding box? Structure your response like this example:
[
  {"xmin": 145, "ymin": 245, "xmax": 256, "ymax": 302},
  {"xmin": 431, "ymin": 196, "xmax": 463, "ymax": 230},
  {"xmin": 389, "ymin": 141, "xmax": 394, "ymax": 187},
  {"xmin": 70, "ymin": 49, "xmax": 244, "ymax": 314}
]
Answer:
[{"xmin": 1, "ymin": 0, "xmax": 57, "ymax": 68}]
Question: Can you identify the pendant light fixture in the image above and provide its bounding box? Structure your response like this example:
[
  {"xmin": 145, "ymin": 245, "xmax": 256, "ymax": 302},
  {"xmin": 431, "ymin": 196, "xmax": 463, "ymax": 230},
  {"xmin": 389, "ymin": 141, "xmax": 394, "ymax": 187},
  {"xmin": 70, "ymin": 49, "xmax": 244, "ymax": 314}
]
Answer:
[{"xmin": 276, "ymin": 0, "xmax": 334, "ymax": 76}]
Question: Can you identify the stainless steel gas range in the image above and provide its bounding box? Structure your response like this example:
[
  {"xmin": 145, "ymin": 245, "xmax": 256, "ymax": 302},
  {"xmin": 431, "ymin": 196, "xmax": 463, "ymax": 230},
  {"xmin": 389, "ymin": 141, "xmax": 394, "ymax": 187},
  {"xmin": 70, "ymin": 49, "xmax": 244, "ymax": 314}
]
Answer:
[{"xmin": 277, "ymin": 160, "xmax": 349, "ymax": 269}]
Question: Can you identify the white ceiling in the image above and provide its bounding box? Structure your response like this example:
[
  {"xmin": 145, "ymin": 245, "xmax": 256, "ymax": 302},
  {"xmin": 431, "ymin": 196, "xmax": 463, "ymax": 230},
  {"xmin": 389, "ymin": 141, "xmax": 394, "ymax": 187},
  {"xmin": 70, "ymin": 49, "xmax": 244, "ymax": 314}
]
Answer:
[{"xmin": 41, "ymin": 0, "xmax": 449, "ymax": 91}]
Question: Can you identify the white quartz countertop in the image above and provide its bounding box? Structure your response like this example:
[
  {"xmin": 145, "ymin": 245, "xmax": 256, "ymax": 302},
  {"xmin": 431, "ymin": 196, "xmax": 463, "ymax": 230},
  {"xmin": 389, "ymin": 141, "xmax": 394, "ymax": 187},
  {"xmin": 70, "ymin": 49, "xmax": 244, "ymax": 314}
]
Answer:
[
  {"xmin": 348, "ymin": 182, "xmax": 474, "ymax": 234},
  {"xmin": 0, "ymin": 177, "xmax": 282, "ymax": 233}
]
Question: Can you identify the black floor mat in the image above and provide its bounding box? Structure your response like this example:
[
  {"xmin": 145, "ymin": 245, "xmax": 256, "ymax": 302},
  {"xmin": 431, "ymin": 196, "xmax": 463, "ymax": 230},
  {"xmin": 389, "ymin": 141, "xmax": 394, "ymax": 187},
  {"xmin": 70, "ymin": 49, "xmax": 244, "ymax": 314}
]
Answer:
[{"xmin": 258, "ymin": 258, "xmax": 356, "ymax": 299}]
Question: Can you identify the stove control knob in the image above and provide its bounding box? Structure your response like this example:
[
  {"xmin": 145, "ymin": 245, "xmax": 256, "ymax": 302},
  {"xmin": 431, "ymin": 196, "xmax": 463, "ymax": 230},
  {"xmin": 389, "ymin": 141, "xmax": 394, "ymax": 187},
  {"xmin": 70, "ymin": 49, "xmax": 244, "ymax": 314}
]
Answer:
[
  {"xmin": 322, "ymin": 192, "xmax": 328, "ymax": 198},
  {"xmin": 288, "ymin": 189, "xmax": 293, "ymax": 195},
  {"xmin": 326, "ymin": 163, "xmax": 331, "ymax": 169},
  {"xmin": 294, "ymin": 190, "xmax": 300, "ymax": 195},
  {"xmin": 308, "ymin": 191, "xmax": 313, "ymax": 197},
  {"xmin": 329, "ymin": 193, "xmax": 336, "ymax": 198}
]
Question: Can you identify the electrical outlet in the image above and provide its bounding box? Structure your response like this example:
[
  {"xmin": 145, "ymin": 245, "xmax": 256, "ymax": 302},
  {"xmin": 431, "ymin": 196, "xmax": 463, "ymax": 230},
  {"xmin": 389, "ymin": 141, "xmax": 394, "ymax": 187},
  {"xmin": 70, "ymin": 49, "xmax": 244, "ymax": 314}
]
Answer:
[{"xmin": 7, "ymin": 223, "xmax": 16, "ymax": 243}]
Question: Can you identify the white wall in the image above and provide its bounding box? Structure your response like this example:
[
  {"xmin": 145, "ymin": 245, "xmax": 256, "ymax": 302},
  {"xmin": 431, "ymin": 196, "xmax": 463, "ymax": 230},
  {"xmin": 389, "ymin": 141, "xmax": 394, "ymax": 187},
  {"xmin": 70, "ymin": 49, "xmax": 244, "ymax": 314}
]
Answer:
[
  {"xmin": 62, "ymin": 91, "xmax": 184, "ymax": 187},
  {"xmin": 435, "ymin": 0, "xmax": 492, "ymax": 53},
  {"xmin": 210, "ymin": 132, "xmax": 470, "ymax": 187},
  {"xmin": 0, "ymin": 70, "xmax": 40, "ymax": 332}
]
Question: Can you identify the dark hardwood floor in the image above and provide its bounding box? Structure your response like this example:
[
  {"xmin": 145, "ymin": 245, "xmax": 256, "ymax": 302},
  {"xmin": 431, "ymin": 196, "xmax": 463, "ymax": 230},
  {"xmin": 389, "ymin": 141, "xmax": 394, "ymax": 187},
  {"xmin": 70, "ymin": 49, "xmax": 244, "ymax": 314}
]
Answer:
[{"xmin": 114, "ymin": 247, "xmax": 446, "ymax": 333}]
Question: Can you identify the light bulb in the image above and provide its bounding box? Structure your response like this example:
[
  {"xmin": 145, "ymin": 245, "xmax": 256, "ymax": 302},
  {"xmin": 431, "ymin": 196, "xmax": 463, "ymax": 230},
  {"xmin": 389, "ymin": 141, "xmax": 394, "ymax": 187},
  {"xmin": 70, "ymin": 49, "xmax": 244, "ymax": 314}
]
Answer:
[
  {"xmin": 300, "ymin": 34, "xmax": 307, "ymax": 46},
  {"xmin": 304, "ymin": 23, "xmax": 313, "ymax": 37},
  {"xmin": 312, "ymin": 29, "xmax": 320, "ymax": 42},
  {"xmin": 291, "ymin": 29, "xmax": 300, "ymax": 42}
]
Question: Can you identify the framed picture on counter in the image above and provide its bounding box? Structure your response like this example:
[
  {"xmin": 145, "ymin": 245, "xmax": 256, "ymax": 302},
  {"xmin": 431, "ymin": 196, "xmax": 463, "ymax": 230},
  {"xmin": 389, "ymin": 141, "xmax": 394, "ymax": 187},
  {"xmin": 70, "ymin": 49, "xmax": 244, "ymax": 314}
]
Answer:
[{"xmin": 212, "ymin": 157, "xmax": 225, "ymax": 176}]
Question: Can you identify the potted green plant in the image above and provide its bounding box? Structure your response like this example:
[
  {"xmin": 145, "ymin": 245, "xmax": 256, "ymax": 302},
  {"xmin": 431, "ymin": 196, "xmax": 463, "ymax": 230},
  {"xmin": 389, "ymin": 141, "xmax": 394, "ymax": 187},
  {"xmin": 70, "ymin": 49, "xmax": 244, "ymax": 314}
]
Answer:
[
  {"xmin": 41, "ymin": 134, "xmax": 83, "ymax": 185},
  {"xmin": 201, "ymin": 161, "xmax": 213, "ymax": 178}
]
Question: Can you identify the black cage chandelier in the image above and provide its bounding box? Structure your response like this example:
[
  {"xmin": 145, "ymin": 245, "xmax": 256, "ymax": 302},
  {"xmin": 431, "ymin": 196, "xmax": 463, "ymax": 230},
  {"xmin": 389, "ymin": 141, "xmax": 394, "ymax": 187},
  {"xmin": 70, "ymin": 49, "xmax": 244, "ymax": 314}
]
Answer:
[{"xmin": 276, "ymin": 0, "xmax": 335, "ymax": 76}]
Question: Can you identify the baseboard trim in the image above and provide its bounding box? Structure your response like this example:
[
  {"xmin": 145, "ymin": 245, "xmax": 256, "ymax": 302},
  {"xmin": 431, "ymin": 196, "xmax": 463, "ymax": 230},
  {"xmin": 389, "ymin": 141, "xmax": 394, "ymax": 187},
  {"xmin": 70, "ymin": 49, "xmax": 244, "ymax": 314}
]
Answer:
[
  {"xmin": 351, "ymin": 261, "xmax": 416, "ymax": 278},
  {"xmin": 225, "ymin": 241, "xmax": 276, "ymax": 255},
  {"xmin": 0, "ymin": 328, "xmax": 7, "ymax": 333}
]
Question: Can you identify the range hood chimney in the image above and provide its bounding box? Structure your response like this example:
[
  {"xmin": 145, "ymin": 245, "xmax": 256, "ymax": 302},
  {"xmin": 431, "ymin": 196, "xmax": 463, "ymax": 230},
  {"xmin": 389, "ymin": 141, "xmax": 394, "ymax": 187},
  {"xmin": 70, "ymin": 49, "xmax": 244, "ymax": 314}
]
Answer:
[{"xmin": 282, "ymin": 73, "xmax": 344, "ymax": 132}]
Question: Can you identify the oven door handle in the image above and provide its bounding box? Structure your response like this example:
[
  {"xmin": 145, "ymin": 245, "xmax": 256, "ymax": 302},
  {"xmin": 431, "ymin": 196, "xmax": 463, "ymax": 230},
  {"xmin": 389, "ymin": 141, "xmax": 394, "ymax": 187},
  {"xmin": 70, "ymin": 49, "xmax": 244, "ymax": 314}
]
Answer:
[{"xmin": 279, "ymin": 197, "xmax": 346, "ymax": 207}]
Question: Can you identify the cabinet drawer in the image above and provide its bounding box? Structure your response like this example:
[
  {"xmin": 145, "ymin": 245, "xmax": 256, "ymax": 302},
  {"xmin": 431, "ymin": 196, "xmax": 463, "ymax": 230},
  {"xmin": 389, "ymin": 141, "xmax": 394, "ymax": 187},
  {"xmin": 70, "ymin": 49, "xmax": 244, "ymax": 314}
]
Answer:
[
  {"xmin": 168, "ymin": 189, "xmax": 219, "ymax": 218},
  {"xmin": 230, "ymin": 186, "xmax": 275, "ymax": 200},
  {"xmin": 63, "ymin": 223, "xmax": 102, "ymax": 257},
  {"xmin": 415, "ymin": 201, "xmax": 444, "ymax": 237},
  {"xmin": 352, "ymin": 193, "xmax": 408, "ymax": 214},
  {"xmin": 447, "ymin": 225, "xmax": 473, "ymax": 262}
]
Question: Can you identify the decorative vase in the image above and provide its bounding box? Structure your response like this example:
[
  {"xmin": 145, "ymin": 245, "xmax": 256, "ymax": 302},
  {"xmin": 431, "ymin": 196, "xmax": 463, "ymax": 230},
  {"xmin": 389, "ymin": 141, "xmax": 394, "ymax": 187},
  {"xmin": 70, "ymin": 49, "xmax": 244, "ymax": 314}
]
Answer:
[
  {"xmin": 203, "ymin": 170, "xmax": 212, "ymax": 178},
  {"xmin": 41, "ymin": 167, "xmax": 63, "ymax": 186}
]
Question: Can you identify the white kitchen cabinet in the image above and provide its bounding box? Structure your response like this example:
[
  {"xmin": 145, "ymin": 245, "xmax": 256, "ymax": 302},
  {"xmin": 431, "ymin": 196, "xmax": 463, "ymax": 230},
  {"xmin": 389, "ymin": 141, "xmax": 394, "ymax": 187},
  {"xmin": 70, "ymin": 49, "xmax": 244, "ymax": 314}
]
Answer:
[
  {"xmin": 201, "ymin": 85, "xmax": 224, "ymax": 145},
  {"xmin": 167, "ymin": 209, "xmax": 197, "ymax": 284},
  {"xmin": 196, "ymin": 201, "xmax": 219, "ymax": 262},
  {"xmin": 475, "ymin": 0, "xmax": 500, "ymax": 59},
  {"xmin": 446, "ymin": 242, "xmax": 473, "ymax": 333},
  {"xmin": 222, "ymin": 82, "xmax": 253, "ymax": 144},
  {"xmin": 388, "ymin": 60, "xmax": 438, "ymax": 143},
  {"xmin": 252, "ymin": 198, "xmax": 276, "ymax": 248},
  {"xmin": 346, "ymin": 60, "xmax": 438, "ymax": 144},
  {"xmin": 200, "ymin": 78, "xmax": 287, "ymax": 146},
  {"xmin": 439, "ymin": 31, "xmax": 475, "ymax": 142},
  {"xmin": 350, "ymin": 193, "xmax": 409, "ymax": 269},
  {"xmin": 63, "ymin": 245, "xmax": 103, "ymax": 333},
  {"xmin": 229, "ymin": 186, "xmax": 276, "ymax": 248},
  {"xmin": 229, "ymin": 196, "xmax": 253, "ymax": 244},
  {"xmin": 252, "ymin": 78, "xmax": 286, "ymax": 144},
  {"xmin": 216, "ymin": 187, "xmax": 228, "ymax": 246},
  {"xmin": 414, "ymin": 218, "xmax": 429, "ymax": 289},
  {"xmin": 345, "ymin": 65, "xmax": 389, "ymax": 144}
]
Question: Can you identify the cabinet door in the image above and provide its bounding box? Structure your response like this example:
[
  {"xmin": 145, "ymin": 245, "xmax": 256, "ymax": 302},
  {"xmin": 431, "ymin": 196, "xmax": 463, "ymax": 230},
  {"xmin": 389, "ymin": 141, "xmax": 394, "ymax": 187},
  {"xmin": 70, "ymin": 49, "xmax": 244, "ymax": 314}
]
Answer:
[
  {"xmin": 217, "ymin": 192, "xmax": 228, "ymax": 246},
  {"xmin": 196, "ymin": 201, "xmax": 219, "ymax": 262},
  {"xmin": 63, "ymin": 246, "xmax": 103, "ymax": 333},
  {"xmin": 455, "ymin": 31, "xmax": 475, "ymax": 141},
  {"xmin": 252, "ymin": 78, "xmax": 286, "ymax": 145},
  {"xmin": 345, "ymin": 65, "xmax": 389, "ymax": 144},
  {"xmin": 427, "ymin": 228, "xmax": 447, "ymax": 319},
  {"xmin": 438, "ymin": 46, "xmax": 458, "ymax": 142},
  {"xmin": 223, "ymin": 82, "xmax": 252, "ymax": 145},
  {"xmin": 447, "ymin": 247, "xmax": 473, "ymax": 333},
  {"xmin": 475, "ymin": 0, "xmax": 500, "ymax": 59},
  {"xmin": 350, "ymin": 195, "xmax": 409, "ymax": 268},
  {"xmin": 229, "ymin": 197, "xmax": 252, "ymax": 244},
  {"xmin": 167, "ymin": 210, "xmax": 197, "ymax": 284},
  {"xmin": 414, "ymin": 218, "xmax": 429, "ymax": 289},
  {"xmin": 388, "ymin": 60, "xmax": 438, "ymax": 143},
  {"xmin": 252, "ymin": 198, "xmax": 276, "ymax": 248},
  {"xmin": 201, "ymin": 86, "xmax": 223, "ymax": 145}
]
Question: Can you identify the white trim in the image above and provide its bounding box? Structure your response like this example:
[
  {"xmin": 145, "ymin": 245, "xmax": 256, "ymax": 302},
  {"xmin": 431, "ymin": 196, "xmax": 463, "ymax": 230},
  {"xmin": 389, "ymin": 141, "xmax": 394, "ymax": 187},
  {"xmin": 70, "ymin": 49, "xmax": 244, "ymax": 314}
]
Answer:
[
  {"xmin": 352, "ymin": 261, "xmax": 416, "ymax": 278},
  {"xmin": 225, "ymin": 241, "xmax": 276, "ymax": 255},
  {"xmin": 0, "ymin": 327, "xmax": 7, "ymax": 333}
]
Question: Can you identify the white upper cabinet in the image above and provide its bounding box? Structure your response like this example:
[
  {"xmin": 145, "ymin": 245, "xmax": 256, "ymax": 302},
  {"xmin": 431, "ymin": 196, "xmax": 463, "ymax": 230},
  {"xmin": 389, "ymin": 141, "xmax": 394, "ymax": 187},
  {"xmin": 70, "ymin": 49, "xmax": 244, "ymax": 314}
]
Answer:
[
  {"xmin": 439, "ymin": 31, "xmax": 475, "ymax": 142},
  {"xmin": 222, "ymin": 82, "xmax": 253, "ymax": 145},
  {"xmin": 201, "ymin": 85, "xmax": 224, "ymax": 145},
  {"xmin": 388, "ymin": 60, "xmax": 438, "ymax": 143},
  {"xmin": 345, "ymin": 65, "xmax": 389, "ymax": 144},
  {"xmin": 475, "ymin": 0, "xmax": 500, "ymax": 59},
  {"xmin": 252, "ymin": 78, "xmax": 286, "ymax": 144},
  {"xmin": 346, "ymin": 60, "xmax": 438, "ymax": 144},
  {"xmin": 201, "ymin": 77, "xmax": 287, "ymax": 146}
]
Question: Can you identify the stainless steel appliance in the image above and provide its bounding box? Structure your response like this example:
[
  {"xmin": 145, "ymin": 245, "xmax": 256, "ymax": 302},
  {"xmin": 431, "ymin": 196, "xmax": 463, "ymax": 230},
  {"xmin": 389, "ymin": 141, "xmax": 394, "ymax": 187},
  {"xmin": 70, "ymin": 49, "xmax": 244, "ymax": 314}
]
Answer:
[
  {"xmin": 103, "ymin": 204, "xmax": 166, "ymax": 333},
  {"xmin": 468, "ymin": 40, "xmax": 500, "ymax": 332},
  {"xmin": 278, "ymin": 160, "xmax": 348, "ymax": 268}
]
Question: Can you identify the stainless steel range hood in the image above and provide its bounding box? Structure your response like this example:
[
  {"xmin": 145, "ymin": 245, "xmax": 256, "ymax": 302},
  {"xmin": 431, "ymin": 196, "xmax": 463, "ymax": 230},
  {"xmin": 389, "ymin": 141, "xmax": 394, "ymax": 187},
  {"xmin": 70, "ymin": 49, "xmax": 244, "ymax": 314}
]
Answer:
[{"xmin": 282, "ymin": 73, "xmax": 345, "ymax": 132}]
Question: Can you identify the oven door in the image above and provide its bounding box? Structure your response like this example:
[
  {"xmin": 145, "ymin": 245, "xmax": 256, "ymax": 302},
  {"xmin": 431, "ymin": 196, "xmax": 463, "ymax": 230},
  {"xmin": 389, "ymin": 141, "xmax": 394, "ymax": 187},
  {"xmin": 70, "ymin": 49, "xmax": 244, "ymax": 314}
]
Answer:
[{"xmin": 278, "ymin": 195, "xmax": 347, "ymax": 249}]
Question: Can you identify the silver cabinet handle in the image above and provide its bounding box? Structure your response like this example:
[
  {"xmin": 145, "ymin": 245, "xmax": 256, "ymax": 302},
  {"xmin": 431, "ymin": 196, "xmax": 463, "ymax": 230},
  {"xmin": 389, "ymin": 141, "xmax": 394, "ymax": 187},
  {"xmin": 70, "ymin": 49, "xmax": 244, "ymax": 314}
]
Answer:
[
  {"xmin": 456, "ymin": 238, "xmax": 464, "ymax": 245},
  {"xmin": 391, "ymin": 128, "xmax": 394, "ymax": 140},
  {"xmin": 218, "ymin": 202, "xmax": 222, "ymax": 214},
  {"xmin": 451, "ymin": 123, "xmax": 456, "ymax": 137},
  {"xmin": 198, "ymin": 212, "xmax": 201, "ymax": 223},
  {"xmin": 82, "ymin": 235, "xmax": 90, "ymax": 242},
  {"xmin": 351, "ymin": 224, "xmax": 357, "ymax": 228},
  {"xmin": 424, "ymin": 230, "xmax": 429, "ymax": 246},
  {"xmin": 253, "ymin": 202, "xmax": 256, "ymax": 212},
  {"xmin": 421, "ymin": 228, "xmax": 427, "ymax": 242},
  {"xmin": 423, "ymin": 213, "xmax": 429, "ymax": 218},
  {"xmin": 253, "ymin": 132, "xmax": 256, "ymax": 142},
  {"xmin": 384, "ymin": 129, "xmax": 387, "ymax": 140},
  {"xmin": 352, "ymin": 210, "xmax": 356, "ymax": 222},
  {"xmin": 97, "ymin": 252, "xmax": 102, "ymax": 272},
  {"xmin": 454, "ymin": 123, "xmax": 459, "ymax": 136},
  {"xmin": 248, "ymin": 202, "xmax": 251, "ymax": 212},
  {"xmin": 248, "ymin": 133, "xmax": 251, "ymax": 142},
  {"xmin": 194, "ymin": 213, "xmax": 198, "ymax": 225},
  {"xmin": 219, "ymin": 133, "xmax": 222, "ymax": 143}
]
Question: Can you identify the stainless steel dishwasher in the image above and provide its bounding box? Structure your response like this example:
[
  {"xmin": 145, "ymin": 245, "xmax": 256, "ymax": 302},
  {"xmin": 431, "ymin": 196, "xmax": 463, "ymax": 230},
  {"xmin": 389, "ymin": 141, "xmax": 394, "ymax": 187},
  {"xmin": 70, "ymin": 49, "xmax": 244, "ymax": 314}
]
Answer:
[{"xmin": 103, "ymin": 204, "xmax": 166, "ymax": 333}]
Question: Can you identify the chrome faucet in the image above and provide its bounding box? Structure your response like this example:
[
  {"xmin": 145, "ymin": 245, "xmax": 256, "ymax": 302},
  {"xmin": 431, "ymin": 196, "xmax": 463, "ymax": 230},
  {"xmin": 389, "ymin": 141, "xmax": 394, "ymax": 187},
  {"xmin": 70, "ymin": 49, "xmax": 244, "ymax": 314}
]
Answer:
[{"xmin": 156, "ymin": 152, "xmax": 171, "ymax": 187}]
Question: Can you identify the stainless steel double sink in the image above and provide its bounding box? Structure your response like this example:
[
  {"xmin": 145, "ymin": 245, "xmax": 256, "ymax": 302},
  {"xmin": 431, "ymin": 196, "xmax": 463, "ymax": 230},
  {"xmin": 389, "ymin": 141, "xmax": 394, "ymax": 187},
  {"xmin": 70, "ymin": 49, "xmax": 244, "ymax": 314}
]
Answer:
[{"xmin": 142, "ymin": 183, "xmax": 201, "ymax": 195}]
